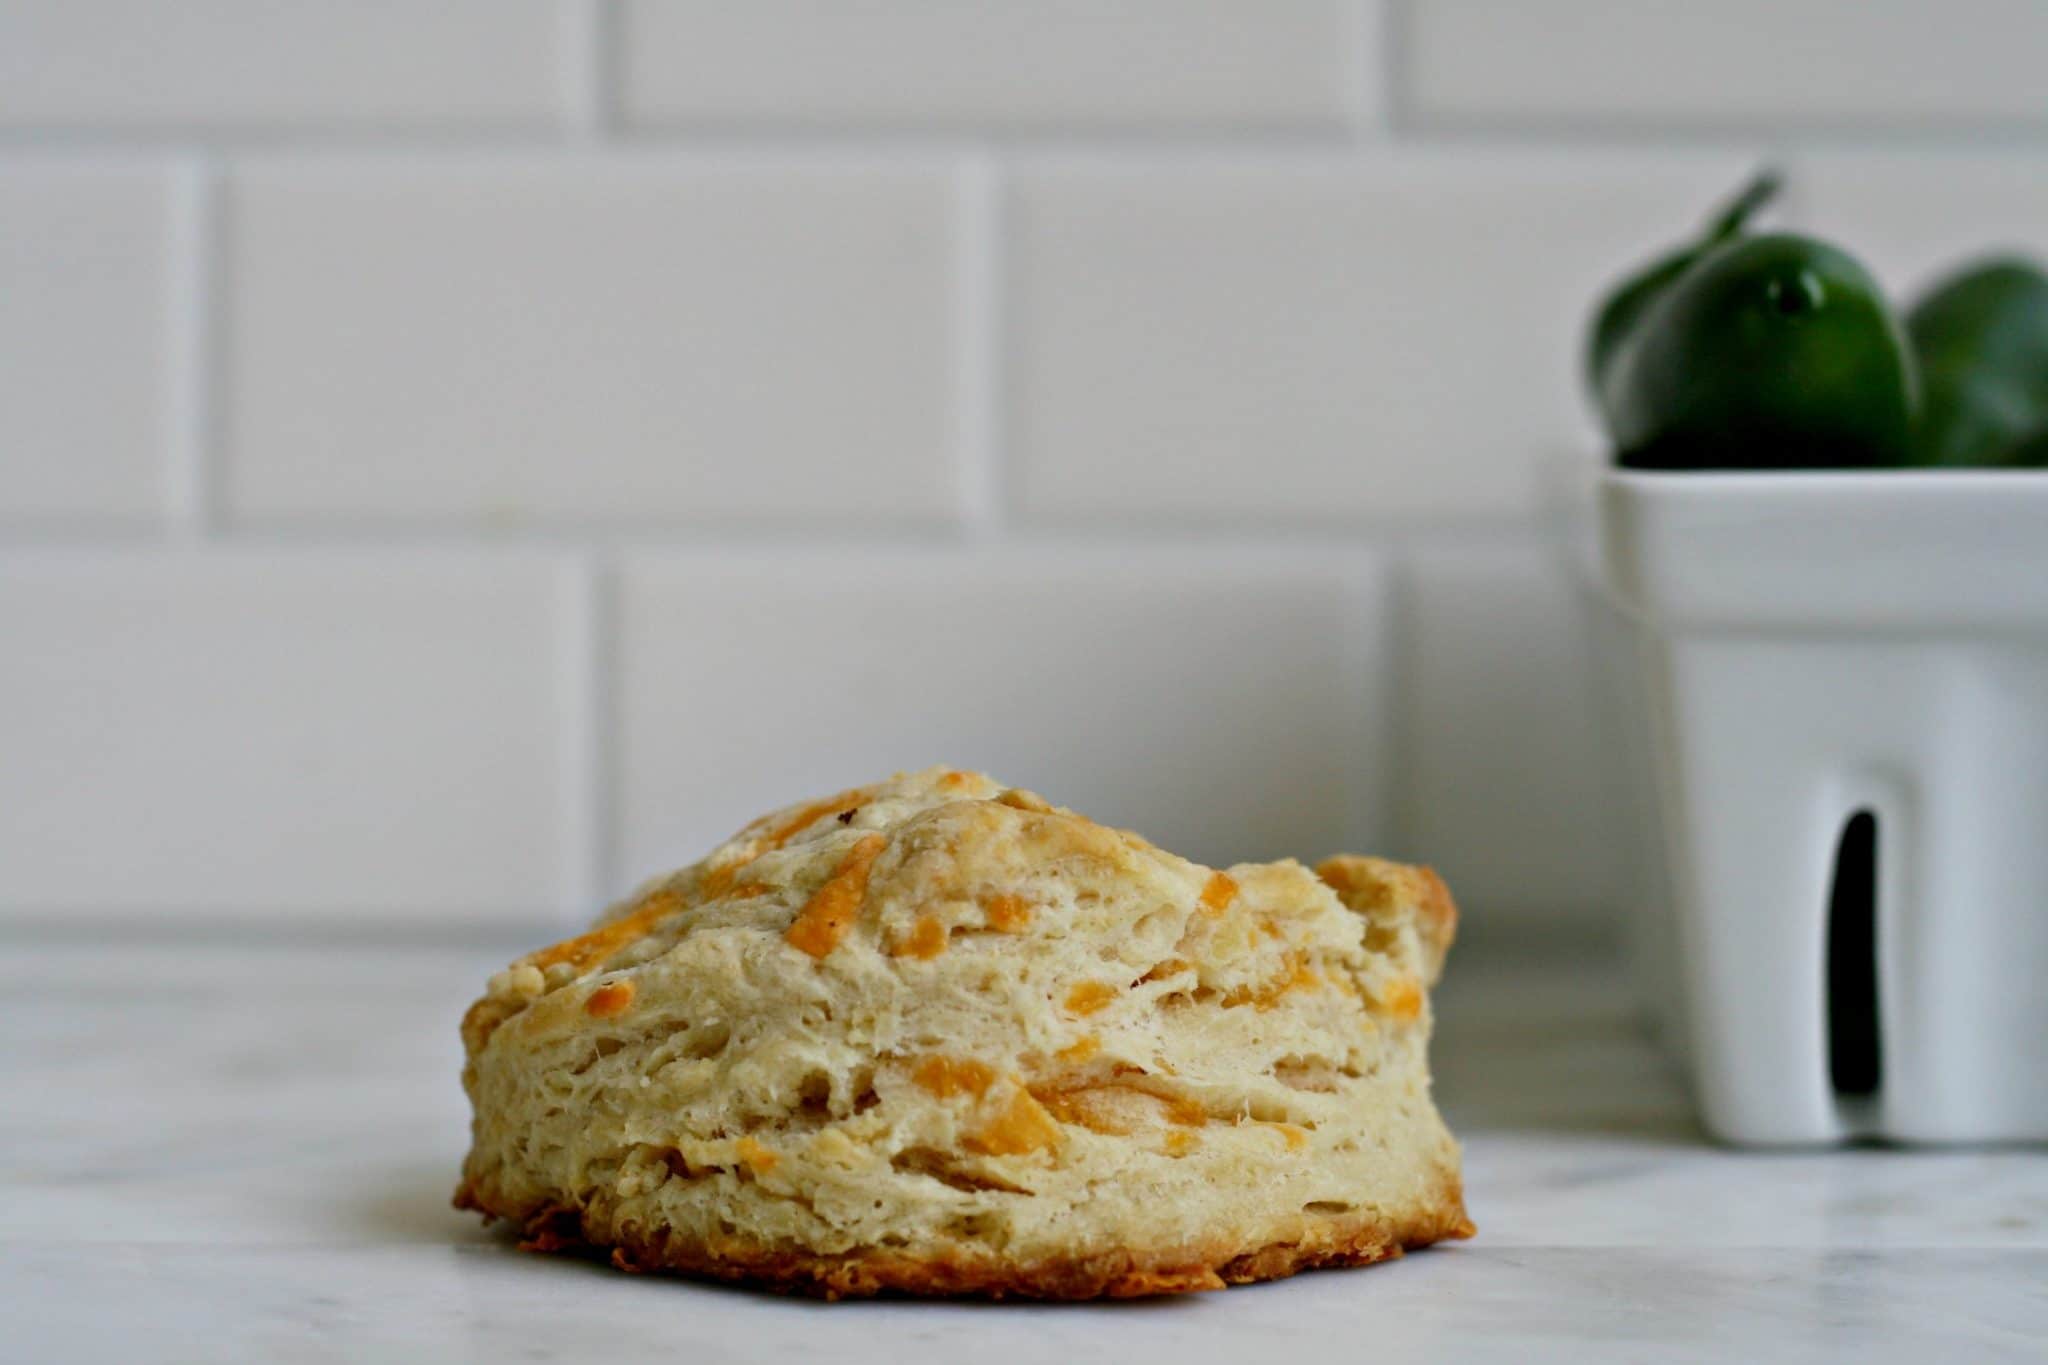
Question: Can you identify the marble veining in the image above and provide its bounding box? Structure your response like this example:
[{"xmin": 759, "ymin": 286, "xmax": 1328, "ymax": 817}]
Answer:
[{"xmin": 1, "ymin": 938, "xmax": 2042, "ymax": 1362}]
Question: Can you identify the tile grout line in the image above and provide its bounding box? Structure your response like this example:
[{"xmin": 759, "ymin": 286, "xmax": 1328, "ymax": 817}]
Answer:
[
  {"xmin": 22, "ymin": 517, "xmax": 1543, "ymax": 553},
  {"xmin": 1339, "ymin": 546, "xmax": 1392, "ymax": 855},
  {"xmin": 0, "ymin": 126, "xmax": 1426, "ymax": 156},
  {"xmin": 164, "ymin": 152, "xmax": 221, "ymax": 540},
  {"xmin": 1334, "ymin": 551, "xmax": 1371, "ymax": 855},
  {"xmin": 1379, "ymin": 0, "xmax": 1414, "ymax": 140},
  {"xmin": 1380, "ymin": 548, "xmax": 1423, "ymax": 859},
  {"xmin": 563, "ymin": 0, "xmax": 615, "ymax": 140},
  {"xmin": 557, "ymin": 551, "xmax": 614, "ymax": 923},
  {"xmin": 954, "ymin": 148, "xmax": 1005, "ymax": 538},
  {"xmin": 1347, "ymin": 0, "xmax": 1390, "ymax": 139}
]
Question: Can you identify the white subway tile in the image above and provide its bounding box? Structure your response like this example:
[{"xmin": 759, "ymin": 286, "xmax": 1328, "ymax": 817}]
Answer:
[
  {"xmin": 223, "ymin": 160, "xmax": 958, "ymax": 527},
  {"xmin": 1405, "ymin": 0, "xmax": 2048, "ymax": 130},
  {"xmin": 1401, "ymin": 540, "xmax": 1624, "ymax": 927},
  {"xmin": 620, "ymin": 0, "xmax": 1364, "ymax": 131},
  {"xmin": 1791, "ymin": 155, "xmax": 2048, "ymax": 299},
  {"xmin": 0, "ymin": 165, "xmax": 173, "ymax": 523},
  {"xmin": 0, "ymin": 554, "xmax": 566, "ymax": 920},
  {"xmin": 1010, "ymin": 155, "xmax": 1750, "ymax": 522},
  {"xmin": 0, "ymin": 1, "xmax": 565, "ymax": 129},
  {"xmin": 613, "ymin": 550, "xmax": 1387, "ymax": 892}
]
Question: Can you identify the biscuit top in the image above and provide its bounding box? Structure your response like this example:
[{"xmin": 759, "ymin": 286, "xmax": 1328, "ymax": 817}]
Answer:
[{"xmin": 463, "ymin": 767, "xmax": 1453, "ymax": 1066}]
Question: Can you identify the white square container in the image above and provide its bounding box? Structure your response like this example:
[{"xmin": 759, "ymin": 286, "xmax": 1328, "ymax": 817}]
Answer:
[{"xmin": 1592, "ymin": 469, "xmax": 2048, "ymax": 1145}]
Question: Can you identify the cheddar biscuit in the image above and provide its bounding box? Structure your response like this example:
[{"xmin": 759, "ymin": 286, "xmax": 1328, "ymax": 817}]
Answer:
[{"xmin": 456, "ymin": 768, "xmax": 1471, "ymax": 1298}]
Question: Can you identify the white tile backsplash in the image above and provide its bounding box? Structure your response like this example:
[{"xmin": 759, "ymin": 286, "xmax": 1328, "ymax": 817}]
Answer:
[
  {"xmin": 1400, "ymin": 540, "xmax": 1625, "ymax": 929},
  {"xmin": 1792, "ymin": 155, "xmax": 2048, "ymax": 299},
  {"xmin": 0, "ymin": 164, "xmax": 174, "ymax": 523},
  {"xmin": 1404, "ymin": 0, "xmax": 2048, "ymax": 131},
  {"xmin": 0, "ymin": 0, "xmax": 567, "ymax": 131},
  {"xmin": 619, "ymin": 0, "xmax": 1367, "ymax": 132},
  {"xmin": 0, "ymin": 553, "xmax": 568, "ymax": 920},
  {"xmin": 222, "ymin": 159, "xmax": 960, "ymax": 528},
  {"xmin": 613, "ymin": 550, "xmax": 1387, "ymax": 893},
  {"xmin": 2, "ymin": 3, "xmax": 2038, "ymax": 931},
  {"xmin": 1008, "ymin": 155, "xmax": 1748, "ymax": 523}
]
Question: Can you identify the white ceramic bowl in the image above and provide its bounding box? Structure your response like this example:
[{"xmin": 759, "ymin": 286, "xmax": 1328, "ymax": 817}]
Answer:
[{"xmin": 1593, "ymin": 469, "xmax": 2048, "ymax": 1145}]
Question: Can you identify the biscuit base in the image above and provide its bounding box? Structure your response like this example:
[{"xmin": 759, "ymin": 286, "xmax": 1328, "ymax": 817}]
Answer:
[{"xmin": 455, "ymin": 1178, "xmax": 1475, "ymax": 1301}]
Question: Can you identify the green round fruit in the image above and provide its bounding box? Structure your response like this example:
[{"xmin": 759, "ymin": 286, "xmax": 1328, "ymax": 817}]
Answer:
[
  {"xmin": 1907, "ymin": 257, "xmax": 2048, "ymax": 467},
  {"xmin": 1606, "ymin": 234, "xmax": 1917, "ymax": 471}
]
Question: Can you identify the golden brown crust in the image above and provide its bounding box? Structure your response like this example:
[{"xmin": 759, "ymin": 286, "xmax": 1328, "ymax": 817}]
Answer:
[
  {"xmin": 1314, "ymin": 855, "xmax": 1459, "ymax": 985},
  {"xmin": 455, "ymin": 1172, "xmax": 1474, "ymax": 1301},
  {"xmin": 456, "ymin": 770, "xmax": 1472, "ymax": 1302}
]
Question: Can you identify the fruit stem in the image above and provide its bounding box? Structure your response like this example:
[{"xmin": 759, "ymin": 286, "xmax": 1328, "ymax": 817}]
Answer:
[{"xmin": 1705, "ymin": 168, "xmax": 1783, "ymax": 242}]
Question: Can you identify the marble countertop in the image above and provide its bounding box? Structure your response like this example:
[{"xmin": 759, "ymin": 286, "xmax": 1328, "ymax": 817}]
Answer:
[{"xmin": 3, "ymin": 935, "xmax": 2042, "ymax": 1363}]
